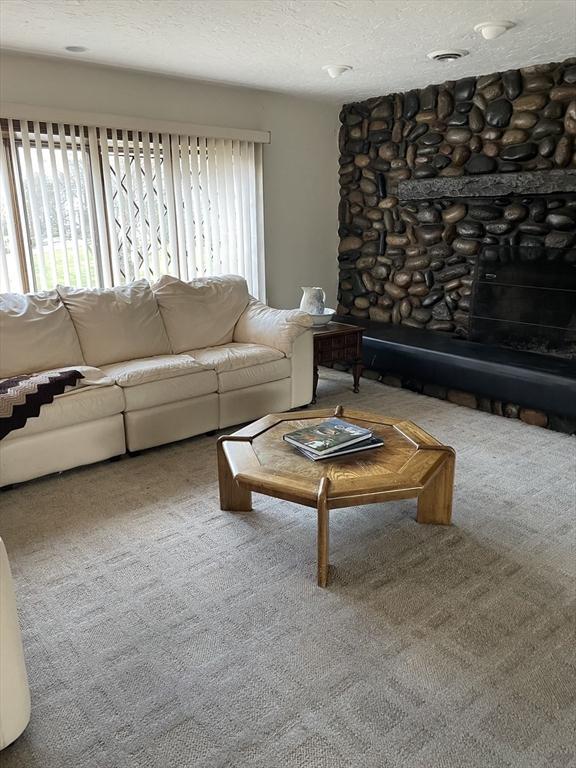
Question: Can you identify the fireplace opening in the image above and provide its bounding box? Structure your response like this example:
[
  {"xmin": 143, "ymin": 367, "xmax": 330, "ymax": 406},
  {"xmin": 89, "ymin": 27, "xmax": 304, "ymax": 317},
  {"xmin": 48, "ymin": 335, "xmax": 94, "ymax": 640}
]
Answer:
[{"xmin": 470, "ymin": 246, "xmax": 576, "ymax": 359}]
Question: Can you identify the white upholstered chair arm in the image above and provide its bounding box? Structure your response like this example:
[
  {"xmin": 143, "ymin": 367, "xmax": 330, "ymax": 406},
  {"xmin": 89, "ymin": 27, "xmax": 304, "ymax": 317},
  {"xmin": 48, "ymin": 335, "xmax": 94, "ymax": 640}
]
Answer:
[
  {"xmin": 233, "ymin": 299, "xmax": 313, "ymax": 357},
  {"xmin": 0, "ymin": 537, "xmax": 31, "ymax": 750}
]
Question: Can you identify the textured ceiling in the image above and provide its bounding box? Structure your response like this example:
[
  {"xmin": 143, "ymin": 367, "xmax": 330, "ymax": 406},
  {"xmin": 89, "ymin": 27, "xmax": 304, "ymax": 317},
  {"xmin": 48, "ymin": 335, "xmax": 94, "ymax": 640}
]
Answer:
[{"xmin": 1, "ymin": 0, "xmax": 575, "ymax": 101}]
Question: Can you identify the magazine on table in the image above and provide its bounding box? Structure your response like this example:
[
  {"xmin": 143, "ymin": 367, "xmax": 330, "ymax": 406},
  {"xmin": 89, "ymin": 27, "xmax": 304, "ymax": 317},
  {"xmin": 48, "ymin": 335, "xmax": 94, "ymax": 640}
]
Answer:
[
  {"xmin": 293, "ymin": 435, "xmax": 385, "ymax": 461},
  {"xmin": 283, "ymin": 417, "xmax": 373, "ymax": 456}
]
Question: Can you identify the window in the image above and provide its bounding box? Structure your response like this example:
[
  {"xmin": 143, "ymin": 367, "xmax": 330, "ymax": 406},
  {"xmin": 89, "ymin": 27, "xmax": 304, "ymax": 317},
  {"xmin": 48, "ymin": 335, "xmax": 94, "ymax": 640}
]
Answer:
[{"xmin": 0, "ymin": 119, "xmax": 265, "ymax": 298}]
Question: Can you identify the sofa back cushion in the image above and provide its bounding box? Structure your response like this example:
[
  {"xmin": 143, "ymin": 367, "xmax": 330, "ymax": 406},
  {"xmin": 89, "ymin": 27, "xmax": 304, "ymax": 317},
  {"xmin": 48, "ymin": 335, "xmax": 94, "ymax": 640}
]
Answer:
[
  {"xmin": 0, "ymin": 291, "xmax": 84, "ymax": 378},
  {"xmin": 152, "ymin": 274, "xmax": 250, "ymax": 353},
  {"xmin": 57, "ymin": 281, "xmax": 171, "ymax": 366}
]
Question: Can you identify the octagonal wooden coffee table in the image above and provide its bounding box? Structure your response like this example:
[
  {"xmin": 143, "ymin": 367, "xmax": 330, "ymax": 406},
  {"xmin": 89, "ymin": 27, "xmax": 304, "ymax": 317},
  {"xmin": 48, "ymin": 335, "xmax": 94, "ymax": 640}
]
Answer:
[{"xmin": 217, "ymin": 405, "xmax": 455, "ymax": 587}]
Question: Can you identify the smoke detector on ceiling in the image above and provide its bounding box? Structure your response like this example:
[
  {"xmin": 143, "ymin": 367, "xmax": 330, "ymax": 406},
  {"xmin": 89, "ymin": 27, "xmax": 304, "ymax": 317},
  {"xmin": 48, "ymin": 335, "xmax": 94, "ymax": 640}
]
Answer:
[
  {"xmin": 64, "ymin": 45, "xmax": 88, "ymax": 53},
  {"xmin": 474, "ymin": 20, "xmax": 516, "ymax": 40},
  {"xmin": 427, "ymin": 49, "xmax": 469, "ymax": 62},
  {"xmin": 322, "ymin": 64, "xmax": 353, "ymax": 79}
]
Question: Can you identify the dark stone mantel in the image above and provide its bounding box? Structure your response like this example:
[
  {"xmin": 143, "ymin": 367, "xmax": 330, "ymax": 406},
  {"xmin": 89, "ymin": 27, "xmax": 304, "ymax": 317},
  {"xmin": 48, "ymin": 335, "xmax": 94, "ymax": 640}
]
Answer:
[{"xmin": 398, "ymin": 169, "xmax": 576, "ymax": 201}]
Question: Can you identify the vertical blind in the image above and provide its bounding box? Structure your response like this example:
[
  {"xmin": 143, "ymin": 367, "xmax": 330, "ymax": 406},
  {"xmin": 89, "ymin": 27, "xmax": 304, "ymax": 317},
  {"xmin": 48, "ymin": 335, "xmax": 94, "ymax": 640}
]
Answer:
[{"xmin": 0, "ymin": 119, "xmax": 265, "ymax": 298}]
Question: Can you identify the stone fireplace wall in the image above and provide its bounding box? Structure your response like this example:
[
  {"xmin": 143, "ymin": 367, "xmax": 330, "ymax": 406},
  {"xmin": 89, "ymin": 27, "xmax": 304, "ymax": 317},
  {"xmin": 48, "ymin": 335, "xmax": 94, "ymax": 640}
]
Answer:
[{"xmin": 337, "ymin": 58, "xmax": 576, "ymax": 335}]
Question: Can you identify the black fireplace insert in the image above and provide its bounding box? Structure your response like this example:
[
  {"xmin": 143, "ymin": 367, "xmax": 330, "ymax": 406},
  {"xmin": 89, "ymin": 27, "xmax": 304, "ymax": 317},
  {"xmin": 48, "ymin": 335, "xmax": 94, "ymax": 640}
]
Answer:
[{"xmin": 470, "ymin": 245, "xmax": 576, "ymax": 359}]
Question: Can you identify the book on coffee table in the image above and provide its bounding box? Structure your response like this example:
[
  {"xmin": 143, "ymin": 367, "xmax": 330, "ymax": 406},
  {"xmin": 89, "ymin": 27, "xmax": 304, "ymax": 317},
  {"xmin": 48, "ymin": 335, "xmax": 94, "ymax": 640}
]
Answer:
[
  {"xmin": 283, "ymin": 417, "xmax": 372, "ymax": 457},
  {"xmin": 293, "ymin": 435, "xmax": 385, "ymax": 461}
]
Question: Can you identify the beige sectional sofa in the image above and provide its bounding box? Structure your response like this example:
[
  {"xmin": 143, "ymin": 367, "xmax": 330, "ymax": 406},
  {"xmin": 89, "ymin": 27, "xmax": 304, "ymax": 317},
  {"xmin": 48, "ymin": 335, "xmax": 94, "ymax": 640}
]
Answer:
[{"xmin": 0, "ymin": 275, "xmax": 313, "ymax": 487}]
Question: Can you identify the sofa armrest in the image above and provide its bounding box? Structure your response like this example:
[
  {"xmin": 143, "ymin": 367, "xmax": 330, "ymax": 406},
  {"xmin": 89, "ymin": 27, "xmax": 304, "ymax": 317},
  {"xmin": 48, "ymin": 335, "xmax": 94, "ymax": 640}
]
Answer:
[{"xmin": 233, "ymin": 299, "xmax": 313, "ymax": 357}]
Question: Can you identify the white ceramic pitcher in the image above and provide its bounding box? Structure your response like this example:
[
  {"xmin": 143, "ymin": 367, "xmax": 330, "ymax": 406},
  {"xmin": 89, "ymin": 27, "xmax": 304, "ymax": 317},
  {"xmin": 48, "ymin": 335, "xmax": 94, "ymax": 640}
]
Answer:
[{"xmin": 299, "ymin": 287, "xmax": 326, "ymax": 315}]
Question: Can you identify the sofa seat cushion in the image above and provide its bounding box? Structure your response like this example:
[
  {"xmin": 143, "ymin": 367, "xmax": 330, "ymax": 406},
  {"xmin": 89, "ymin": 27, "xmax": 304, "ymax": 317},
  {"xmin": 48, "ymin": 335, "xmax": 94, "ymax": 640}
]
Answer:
[
  {"xmin": 100, "ymin": 356, "xmax": 217, "ymax": 411},
  {"xmin": 0, "ymin": 291, "xmax": 84, "ymax": 378},
  {"xmin": 99, "ymin": 355, "xmax": 208, "ymax": 387},
  {"xmin": 186, "ymin": 343, "xmax": 290, "ymax": 394},
  {"xmin": 4, "ymin": 377, "xmax": 125, "ymax": 441},
  {"xmin": 58, "ymin": 281, "xmax": 171, "ymax": 367}
]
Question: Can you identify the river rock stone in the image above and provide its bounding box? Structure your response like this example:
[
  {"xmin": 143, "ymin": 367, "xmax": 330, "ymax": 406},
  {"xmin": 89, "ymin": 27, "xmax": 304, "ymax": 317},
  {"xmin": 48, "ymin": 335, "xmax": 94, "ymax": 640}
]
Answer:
[
  {"xmin": 545, "ymin": 230, "xmax": 576, "ymax": 249},
  {"xmin": 538, "ymin": 136, "xmax": 556, "ymax": 157},
  {"xmin": 500, "ymin": 143, "xmax": 538, "ymax": 161},
  {"xmin": 469, "ymin": 205, "xmax": 500, "ymax": 221},
  {"xmin": 502, "ymin": 69, "xmax": 523, "ymax": 100},
  {"xmin": 550, "ymin": 85, "xmax": 576, "ymax": 101},
  {"xmin": 546, "ymin": 209, "xmax": 575, "ymax": 230},
  {"xmin": 339, "ymin": 235, "xmax": 363, "ymax": 253},
  {"xmin": 564, "ymin": 65, "xmax": 576, "ymax": 84},
  {"xmin": 455, "ymin": 77, "xmax": 476, "ymax": 102},
  {"xmin": 420, "ymin": 131, "xmax": 443, "ymax": 145},
  {"xmin": 502, "ymin": 129, "xmax": 529, "ymax": 145},
  {"xmin": 441, "ymin": 203, "xmax": 467, "ymax": 223},
  {"xmin": 379, "ymin": 142, "xmax": 397, "ymax": 161},
  {"xmin": 482, "ymin": 142, "xmax": 499, "ymax": 158},
  {"xmin": 403, "ymin": 91, "xmax": 419, "ymax": 119},
  {"xmin": 437, "ymin": 90, "xmax": 453, "ymax": 120},
  {"xmin": 400, "ymin": 298, "xmax": 412, "ymax": 318},
  {"xmin": 345, "ymin": 112, "xmax": 363, "ymax": 126},
  {"xmin": 564, "ymin": 101, "xmax": 576, "ymax": 134},
  {"xmin": 481, "ymin": 82, "xmax": 503, "ymax": 102},
  {"xmin": 432, "ymin": 154, "xmax": 452, "ymax": 170},
  {"xmin": 532, "ymin": 119, "xmax": 564, "ymax": 140},
  {"xmin": 485, "ymin": 220, "xmax": 513, "ymax": 235},
  {"xmin": 465, "ymin": 154, "xmax": 497, "ymax": 174},
  {"xmin": 472, "ymin": 92, "xmax": 487, "ymax": 111},
  {"xmin": 360, "ymin": 178, "xmax": 377, "ymax": 194},
  {"xmin": 404, "ymin": 254, "xmax": 431, "ymax": 270},
  {"xmin": 407, "ymin": 124, "xmax": 428, "ymax": 142},
  {"xmin": 354, "ymin": 154, "xmax": 371, "ymax": 168},
  {"xmin": 447, "ymin": 112, "xmax": 469, "ymax": 127},
  {"xmin": 510, "ymin": 111, "xmax": 539, "ymax": 130},
  {"xmin": 432, "ymin": 300, "xmax": 452, "ymax": 321},
  {"xmin": 524, "ymin": 74, "xmax": 554, "ymax": 92},
  {"xmin": 436, "ymin": 264, "xmax": 470, "ymax": 282},
  {"xmin": 393, "ymin": 270, "xmax": 412, "ymax": 287},
  {"xmin": 514, "ymin": 93, "xmax": 547, "ymax": 111},
  {"xmin": 544, "ymin": 101, "xmax": 564, "ymax": 120},
  {"xmin": 384, "ymin": 282, "xmax": 408, "ymax": 300},
  {"xmin": 554, "ymin": 136, "xmax": 573, "ymax": 167},
  {"xmin": 485, "ymin": 99, "xmax": 513, "ymax": 127},
  {"xmin": 420, "ymin": 291, "xmax": 442, "ymax": 307},
  {"xmin": 468, "ymin": 106, "xmax": 485, "ymax": 132},
  {"xmin": 416, "ymin": 226, "xmax": 443, "ymax": 246},
  {"xmin": 456, "ymin": 220, "xmax": 485, "ymax": 238},
  {"xmin": 420, "ymin": 85, "xmax": 438, "ymax": 111},
  {"xmin": 504, "ymin": 203, "xmax": 528, "ymax": 221},
  {"xmin": 446, "ymin": 127, "xmax": 472, "ymax": 145},
  {"xmin": 417, "ymin": 206, "xmax": 441, "ymax": 223},
  {"xmin": 372, "ymin": 264, "xmax": 390, "ymax": 279},
  {"xmin": 451, "ymin": 145, "xmax": 470, "ymax": 166},
  {"xmin": 368, "ymin": 306, "xmax": 391, "ymax": 322},
  {"xmin": 452, "ymin": 237, "xmax": 480, "ymax": 255}
]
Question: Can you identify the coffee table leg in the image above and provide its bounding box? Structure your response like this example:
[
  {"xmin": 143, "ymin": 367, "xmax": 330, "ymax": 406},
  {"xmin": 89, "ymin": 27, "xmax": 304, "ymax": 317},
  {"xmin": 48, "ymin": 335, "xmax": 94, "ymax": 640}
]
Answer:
[
  {"xmin": 217, "ymin": 441, "xmax": 252, "ymax": 512},
  {"xmin": 317, "ymin": 497, "xmax": 330, "ymax": 587},
  {"xmin": 417, "ymin": 452, "xmax": 455, "ymax": 525}
]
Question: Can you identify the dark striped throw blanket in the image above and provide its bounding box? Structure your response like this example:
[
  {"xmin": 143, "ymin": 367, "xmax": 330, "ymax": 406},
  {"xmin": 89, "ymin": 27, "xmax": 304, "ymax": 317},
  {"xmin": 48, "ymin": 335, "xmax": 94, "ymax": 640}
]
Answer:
[{"xmin": 0, "ymin": 370, "xmax": 84, "ymax": 440}]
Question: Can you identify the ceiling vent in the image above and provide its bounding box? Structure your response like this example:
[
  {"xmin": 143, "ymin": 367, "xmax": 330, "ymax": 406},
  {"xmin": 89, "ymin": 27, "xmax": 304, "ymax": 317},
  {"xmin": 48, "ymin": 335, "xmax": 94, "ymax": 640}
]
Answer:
[{"xmin": 427, "ymin": 49, "xmax": 469, "ymax": 62}]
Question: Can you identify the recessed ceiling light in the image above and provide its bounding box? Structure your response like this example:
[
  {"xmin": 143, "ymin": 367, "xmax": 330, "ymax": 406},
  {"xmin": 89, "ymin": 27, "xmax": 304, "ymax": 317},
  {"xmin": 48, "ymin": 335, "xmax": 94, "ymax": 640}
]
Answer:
[
  {"xmin": 474, "ymin": 21, "xmax": 516, "ymax": 40},
  {"xmin": 322, "ymin": 64, "xmax": 353, "ymax": 79},
  {"xmin": 427, "ymin": 49, "xmax": 469, "ymax": 62},
  {"xmin": 64, "ymin": 45, "xmax": 88, "ymax": 53}
]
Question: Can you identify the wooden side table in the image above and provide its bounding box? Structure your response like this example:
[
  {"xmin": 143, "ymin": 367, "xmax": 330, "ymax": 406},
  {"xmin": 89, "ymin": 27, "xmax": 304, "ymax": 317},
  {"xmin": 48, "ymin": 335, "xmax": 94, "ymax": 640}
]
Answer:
[{"xmin": 312, "ymin": 322, "xmax": 364, "ymax": 404}]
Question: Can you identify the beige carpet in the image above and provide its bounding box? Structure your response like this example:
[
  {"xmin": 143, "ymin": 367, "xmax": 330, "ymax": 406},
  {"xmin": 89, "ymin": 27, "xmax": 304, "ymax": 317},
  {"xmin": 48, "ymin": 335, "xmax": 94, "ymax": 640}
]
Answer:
[{"xmin": 1, "ymin": 370, "xmax": 575, "ymax": 768}]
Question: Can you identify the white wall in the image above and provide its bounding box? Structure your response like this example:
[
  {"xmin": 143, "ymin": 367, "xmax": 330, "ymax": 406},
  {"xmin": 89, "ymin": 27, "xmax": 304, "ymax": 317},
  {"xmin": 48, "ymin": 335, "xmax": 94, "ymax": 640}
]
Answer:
[{"xmin": 0, "ymin": 52, "xmax": 339, "ymax": 308}]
